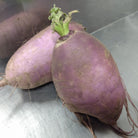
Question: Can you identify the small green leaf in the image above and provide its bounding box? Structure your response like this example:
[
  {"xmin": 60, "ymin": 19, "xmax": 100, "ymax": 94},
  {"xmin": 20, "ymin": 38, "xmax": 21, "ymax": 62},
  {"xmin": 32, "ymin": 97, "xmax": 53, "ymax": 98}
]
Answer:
[{"xmin": 48, "ymin": 4, "xmax": 79, "ymax": 36}]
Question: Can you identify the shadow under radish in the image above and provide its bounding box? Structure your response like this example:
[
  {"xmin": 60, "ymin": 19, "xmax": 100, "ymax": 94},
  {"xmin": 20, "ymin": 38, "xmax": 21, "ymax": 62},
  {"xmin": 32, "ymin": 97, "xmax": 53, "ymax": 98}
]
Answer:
[
  {"xmin": 0, "ymin": 58, "xmax": 9, "ymax": 72},
  {"xmin": 21, "ymin": 82, "xmax": 58, "ymax": 103}
]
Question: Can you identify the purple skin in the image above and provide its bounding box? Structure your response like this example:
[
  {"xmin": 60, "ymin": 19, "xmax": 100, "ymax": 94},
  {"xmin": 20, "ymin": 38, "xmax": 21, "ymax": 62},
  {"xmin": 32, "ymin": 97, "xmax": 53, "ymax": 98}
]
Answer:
[
  {"xmin": 0, "ymin": 22, "xmax": 84, "ymax": 89},
  {"xmin": 0, "ymin": 11, "xmax": 49, "ymax": 59},
  {"xmin": 52, "ymin": 30, "xmax": 126, "ymax": 125}
]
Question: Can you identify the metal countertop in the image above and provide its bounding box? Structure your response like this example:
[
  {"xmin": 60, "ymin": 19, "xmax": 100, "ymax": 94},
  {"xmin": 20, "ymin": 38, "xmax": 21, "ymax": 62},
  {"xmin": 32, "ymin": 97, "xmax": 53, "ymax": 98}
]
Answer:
[{"xmin": 0, "ymin": 11, "xmax": 138, "ymax": 138}]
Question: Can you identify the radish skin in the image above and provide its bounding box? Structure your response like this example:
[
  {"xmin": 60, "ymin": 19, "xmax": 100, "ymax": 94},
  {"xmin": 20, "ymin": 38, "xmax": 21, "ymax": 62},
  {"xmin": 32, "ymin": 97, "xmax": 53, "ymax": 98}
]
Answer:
[
  {"xmin": 52, "ymin": 30, "xmax": 138, "ymax": 137},
  {"xmin": 0, "ymin": 10, "xmax": 49, "ymax": 59},
  {"xmin": 0, "ymin": 22, "xmax": 84, "ymax": 89},
  {"xmin": 52, "ymin": 30, "xmax": 126, "ymax": 124}
]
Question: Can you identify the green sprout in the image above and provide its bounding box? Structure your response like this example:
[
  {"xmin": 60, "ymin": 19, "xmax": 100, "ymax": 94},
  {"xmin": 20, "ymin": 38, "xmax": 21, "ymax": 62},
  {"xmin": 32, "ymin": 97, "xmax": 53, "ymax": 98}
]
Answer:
[{"xmin": 48, "ymin": 4, "xmax": 79, "ymax": 36}]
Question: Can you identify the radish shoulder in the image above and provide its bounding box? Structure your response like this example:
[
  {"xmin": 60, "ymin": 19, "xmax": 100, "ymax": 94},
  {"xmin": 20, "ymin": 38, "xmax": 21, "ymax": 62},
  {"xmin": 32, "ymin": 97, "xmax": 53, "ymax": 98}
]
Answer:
[{"xmin": 0, "ymin": 22, "xmax": 84, "ymax": 89}]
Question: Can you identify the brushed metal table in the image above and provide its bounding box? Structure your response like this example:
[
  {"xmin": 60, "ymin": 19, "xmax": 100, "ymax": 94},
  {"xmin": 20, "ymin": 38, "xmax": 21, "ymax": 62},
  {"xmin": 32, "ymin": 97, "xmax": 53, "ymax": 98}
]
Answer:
[{"xmin": 0, "ymin": 11, "xmax": 138, "ymax": 138}]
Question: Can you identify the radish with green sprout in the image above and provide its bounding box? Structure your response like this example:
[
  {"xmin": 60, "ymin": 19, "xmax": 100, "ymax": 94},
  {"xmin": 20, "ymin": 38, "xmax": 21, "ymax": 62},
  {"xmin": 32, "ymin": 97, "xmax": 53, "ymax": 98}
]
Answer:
[
  {"xmin": 0, "ymin": 17, "xmax": 84, "ymax": 89},
  {"xmin": 50, "ymin": 5, "xmax": 138, "ymax": 137}
]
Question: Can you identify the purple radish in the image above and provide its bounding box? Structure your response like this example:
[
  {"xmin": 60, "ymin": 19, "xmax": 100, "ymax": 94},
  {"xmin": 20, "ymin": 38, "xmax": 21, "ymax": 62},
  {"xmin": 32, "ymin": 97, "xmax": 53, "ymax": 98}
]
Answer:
[
  {"xmin": 0, "ymin": 21, "xmax": 84, "ymax": 89},
  {"xmin": 0, "ymin": 10, "xmax": 49, "ymax": 59},
  {"xmin": 50, "ymin": 5, "xmax": 138, "ymax": 137}
]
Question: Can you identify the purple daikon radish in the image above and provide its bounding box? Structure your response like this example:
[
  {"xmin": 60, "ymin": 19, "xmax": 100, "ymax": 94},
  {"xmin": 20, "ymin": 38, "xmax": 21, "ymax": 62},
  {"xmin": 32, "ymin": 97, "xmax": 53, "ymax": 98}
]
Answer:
[{"xmin": 50, "ymin": 5, "xmax": 138, "ymax": 137}]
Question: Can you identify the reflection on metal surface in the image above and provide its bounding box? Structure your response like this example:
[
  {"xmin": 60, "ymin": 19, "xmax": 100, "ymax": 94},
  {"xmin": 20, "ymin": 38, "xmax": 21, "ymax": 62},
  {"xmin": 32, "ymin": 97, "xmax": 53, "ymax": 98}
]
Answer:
[{"xmin": 22, "ymin": 0, "xmax": 138, "ymax": 32}]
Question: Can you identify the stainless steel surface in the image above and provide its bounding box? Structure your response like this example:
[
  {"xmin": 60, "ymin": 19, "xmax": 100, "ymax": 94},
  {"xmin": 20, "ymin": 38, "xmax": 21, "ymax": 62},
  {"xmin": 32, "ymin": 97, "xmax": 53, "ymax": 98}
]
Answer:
[
  {"xmin": 1, "ymin": 0, "xmax": 138, "ymax": 31},
  {"xmin": 22, "ymin": 0, "xmax": 138, "ymax": 32},
  {"xmin": 0, "ymin": 11, "xmax": 138, "ymax": 138}
]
